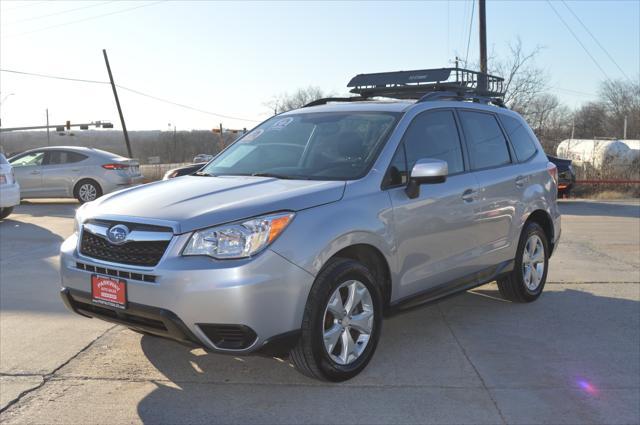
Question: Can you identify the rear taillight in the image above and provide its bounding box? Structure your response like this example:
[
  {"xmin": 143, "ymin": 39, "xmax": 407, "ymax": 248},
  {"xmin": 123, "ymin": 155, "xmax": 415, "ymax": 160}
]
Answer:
[
  {"xmin": 102, "ymin": 163, "xmax": 129, "ymax": 170},
  {"xmin": 547, "ymin": 162, "xmax": 558, "ymax": 184},
  {"xmin": 0, "ymin": 174, "xmax": 6, "ymax": 185}
]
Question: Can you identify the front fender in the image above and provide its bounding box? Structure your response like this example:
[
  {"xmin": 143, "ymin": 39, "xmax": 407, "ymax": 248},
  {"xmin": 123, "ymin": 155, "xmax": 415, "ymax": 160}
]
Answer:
[{"xmin": 269, "ymin": 190, "xmax": 396, "ymax": 279}]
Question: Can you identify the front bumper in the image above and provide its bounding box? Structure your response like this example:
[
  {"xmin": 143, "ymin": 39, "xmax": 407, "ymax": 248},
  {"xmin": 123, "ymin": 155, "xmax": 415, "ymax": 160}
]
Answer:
[
  {"xmin": 0, "ymin": 183, "xmax": 20, "ymax": 208},
  {"xmin": 60, "ymin": 232, "xmax": 314, "ymax": 354}
]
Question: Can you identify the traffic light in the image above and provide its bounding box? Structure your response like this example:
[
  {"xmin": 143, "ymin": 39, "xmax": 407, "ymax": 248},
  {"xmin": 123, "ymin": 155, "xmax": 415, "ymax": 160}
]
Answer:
[{"xmin": 66, "ymin": 120, "xmax": 71, "ymax": 130}]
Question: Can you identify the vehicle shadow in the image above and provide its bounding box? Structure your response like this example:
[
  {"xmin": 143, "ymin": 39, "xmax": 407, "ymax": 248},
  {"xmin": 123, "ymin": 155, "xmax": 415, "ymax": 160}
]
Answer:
[
  {"xmin": 0, "ymin": 218, "xmax": 66, "ymax": 314},
  {"xmin": 559, "ymin": 200, "xmax": 640, "ymax": 218},
  {"xmin": 14, "ymin": 200, "xmax": 78, "ymax": 219},
  {"xmin": 135, "ymin": 286, "xmax": 639, "ymax": 424}
]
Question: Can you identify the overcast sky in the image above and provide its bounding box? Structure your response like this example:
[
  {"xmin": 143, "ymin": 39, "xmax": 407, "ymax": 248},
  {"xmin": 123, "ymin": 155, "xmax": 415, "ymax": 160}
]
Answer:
[{"xmin": 0, "ymin": 0, "xmax": 638, "ymax": 131}]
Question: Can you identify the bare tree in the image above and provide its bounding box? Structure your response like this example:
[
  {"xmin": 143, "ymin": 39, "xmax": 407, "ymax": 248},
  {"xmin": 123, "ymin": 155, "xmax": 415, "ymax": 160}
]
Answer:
[
  {"xmin": 598, "ymin": 79, "xmax": 640, "ymax": 139},
  {"xmin": 573, "ymin": 102, "xmax": 609, "ymax": 139},
  {"xmin": 489, "ymin": 37, "xmax": 547, "ymax": 111},
  {"xmin": 265, "ymin": 86, "xmax": 329, "ymax": 114}
]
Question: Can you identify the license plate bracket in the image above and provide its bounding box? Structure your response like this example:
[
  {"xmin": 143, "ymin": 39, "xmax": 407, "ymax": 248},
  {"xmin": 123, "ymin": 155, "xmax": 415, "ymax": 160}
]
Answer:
[{"xmin": 91, "ymin": 274, "xmax": 127, "ymax": 310}]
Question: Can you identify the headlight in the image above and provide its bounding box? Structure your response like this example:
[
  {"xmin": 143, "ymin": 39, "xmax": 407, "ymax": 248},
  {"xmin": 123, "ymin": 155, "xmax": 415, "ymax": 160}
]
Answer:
[{"xmin": 183, "ymin": 212, "xmax": 294, "ymax": 259}]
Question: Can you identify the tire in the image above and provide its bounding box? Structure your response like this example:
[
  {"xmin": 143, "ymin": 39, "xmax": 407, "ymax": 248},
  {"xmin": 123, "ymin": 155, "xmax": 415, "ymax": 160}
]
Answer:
[
  {"xmin": 0, "ymin": 206, "xmax": 13, "ymax": 220},
  {"xmin": 497, "ymin": 222, "xmax": 549, "ymax": 303},
  {"xmin": 290, "ymin": 257, "xmax": 383, "ymax": 381},
  {"xmin": 74, "ymin": 179, "xmax": 102, "ymax": 203}
]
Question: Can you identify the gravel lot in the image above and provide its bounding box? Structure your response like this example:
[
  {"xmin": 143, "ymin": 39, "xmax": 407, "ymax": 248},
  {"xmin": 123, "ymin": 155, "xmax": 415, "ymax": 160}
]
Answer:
[{"xmin": 1, "ymin": 199, "xmax": 638, "ymax": 424}]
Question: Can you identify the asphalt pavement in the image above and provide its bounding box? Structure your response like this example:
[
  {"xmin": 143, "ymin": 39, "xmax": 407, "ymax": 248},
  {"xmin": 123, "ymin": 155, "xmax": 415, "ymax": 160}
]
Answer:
[{"xmin": 0, "ymin": 199, "xmax": 638, "ymax": 424}]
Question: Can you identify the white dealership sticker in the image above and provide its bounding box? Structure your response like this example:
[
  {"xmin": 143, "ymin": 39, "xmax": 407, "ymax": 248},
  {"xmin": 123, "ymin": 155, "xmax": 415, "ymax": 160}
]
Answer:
[
  {"xmin": 241, "ymin": 129, "xmax": 264, "ymax": 142},
  {"xmin": 269, "ymin": 117, "xmax": 293, "ymax": 131}
]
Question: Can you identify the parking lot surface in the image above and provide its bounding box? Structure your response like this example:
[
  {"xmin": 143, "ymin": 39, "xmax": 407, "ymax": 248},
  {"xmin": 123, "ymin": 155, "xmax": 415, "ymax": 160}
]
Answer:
[{"xmin": 0, "ymin": 199, "xmax": 638, "ymax": 424}]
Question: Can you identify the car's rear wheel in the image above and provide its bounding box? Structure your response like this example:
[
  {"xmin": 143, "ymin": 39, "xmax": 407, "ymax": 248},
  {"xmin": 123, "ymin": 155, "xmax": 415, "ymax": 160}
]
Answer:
[
  {"xmin": 497, "ymin": 222, "xmax": 549, "ymax": 303},
  {"xmin": 0, "ymin": 206, "xmax": 13, "ymax": 220},
  {"xmin": 74, "ymin": 179, "xmax": 102, "ymax": 203},
  {"xmin": 290, "ymin": 257, "xmax": 383, "ymax": 381}
]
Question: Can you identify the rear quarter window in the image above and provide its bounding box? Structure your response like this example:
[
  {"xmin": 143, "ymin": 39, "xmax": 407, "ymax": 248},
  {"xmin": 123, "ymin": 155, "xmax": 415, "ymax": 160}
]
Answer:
[{"xmin": 500, "ymin": 115, "xmax": 538, "ymax": 162}]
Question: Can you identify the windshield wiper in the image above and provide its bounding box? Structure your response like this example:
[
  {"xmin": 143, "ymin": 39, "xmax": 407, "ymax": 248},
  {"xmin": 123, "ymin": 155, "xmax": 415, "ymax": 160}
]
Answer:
[
  {"xmin": 194, "ymin": 171, "xmax": 216, "ymax": 177},
  {"xmin": 251, "ymin": 172, "xmax": 305, "ymax": 180}
]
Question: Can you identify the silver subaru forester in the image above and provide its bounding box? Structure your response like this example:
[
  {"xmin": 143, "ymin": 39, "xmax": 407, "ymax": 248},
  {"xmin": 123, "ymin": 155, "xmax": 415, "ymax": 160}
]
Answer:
[{"xmin": 60, "ymin": 69, "xmax": 561, "ymax": 381}]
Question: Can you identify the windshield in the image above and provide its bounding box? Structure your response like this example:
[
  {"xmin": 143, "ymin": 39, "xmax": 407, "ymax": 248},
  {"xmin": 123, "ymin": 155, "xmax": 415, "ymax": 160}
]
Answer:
[{"xmin": 200, "ymin": 111, "xmax": 399, "ymax": 180}]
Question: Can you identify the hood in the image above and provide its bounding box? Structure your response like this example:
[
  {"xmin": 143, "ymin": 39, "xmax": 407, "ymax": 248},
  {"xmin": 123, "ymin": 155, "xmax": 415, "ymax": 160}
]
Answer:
[{"xmin": 85, "ymin": 175, "xmax": 345, "ymax": 233}]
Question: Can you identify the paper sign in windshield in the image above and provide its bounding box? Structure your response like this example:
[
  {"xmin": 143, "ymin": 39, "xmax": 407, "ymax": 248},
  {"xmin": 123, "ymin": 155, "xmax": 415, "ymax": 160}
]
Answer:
[
  {"xmin": 242, "ymin": 129, "xmax": 264, "ymax": 142},
  {"xmin": 270, "ymin": 117, "xmax": 293, "ymax": 131}
]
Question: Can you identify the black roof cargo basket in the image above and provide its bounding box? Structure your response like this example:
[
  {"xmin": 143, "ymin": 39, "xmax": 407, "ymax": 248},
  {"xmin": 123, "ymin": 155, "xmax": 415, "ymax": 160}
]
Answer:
[
  {"xmin": 347, "ymin": 67, "xmax": 505, "ymax": 102},
  {"xmin": 303, "ymin": 67, "xmax": 506, "ymax": 108}
]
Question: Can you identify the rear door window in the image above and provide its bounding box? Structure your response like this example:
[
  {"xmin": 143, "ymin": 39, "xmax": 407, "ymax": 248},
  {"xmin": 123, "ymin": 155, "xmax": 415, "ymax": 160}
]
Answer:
[
  {"xmin": 458, "ymin": 111, "xmax": 511, "ymax": 170},
  {"xmin": 47, "ymin": 151, "xmax": 88, "ymax": 165},
  {"xmin": 500, "ymin": 115, "xmax": 537, "ymax": 162}
]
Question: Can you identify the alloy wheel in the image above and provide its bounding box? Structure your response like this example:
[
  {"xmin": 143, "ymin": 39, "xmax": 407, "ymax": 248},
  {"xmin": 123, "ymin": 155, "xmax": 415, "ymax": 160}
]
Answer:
[
  {"xmin": 322, "ymin": 280, "xmax": 374, "ymax": 365},
  {"xmin": 78, "ymin": 183, "xmax": 97, "ymax": 202},
  {"xmin": 522, "ymin": 234, "xmax": 545, "ymax": 291}
]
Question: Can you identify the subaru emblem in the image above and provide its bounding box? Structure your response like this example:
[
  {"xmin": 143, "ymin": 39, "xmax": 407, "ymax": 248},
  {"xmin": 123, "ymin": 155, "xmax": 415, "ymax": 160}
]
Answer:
[{"xmin": 107, "ymin": 224, "xmax": 129, "ymax": 245}]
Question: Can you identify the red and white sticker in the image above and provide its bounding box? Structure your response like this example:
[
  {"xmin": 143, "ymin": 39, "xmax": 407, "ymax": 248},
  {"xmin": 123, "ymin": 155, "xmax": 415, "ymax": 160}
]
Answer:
[{"xmin": 91, "ymin": 275, "xmax": 127, "ymax": 309}]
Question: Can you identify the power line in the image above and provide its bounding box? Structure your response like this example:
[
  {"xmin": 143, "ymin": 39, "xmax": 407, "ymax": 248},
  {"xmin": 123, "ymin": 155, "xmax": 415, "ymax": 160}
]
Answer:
[
  {"xmin": 4, "ymin": 1, "xmax": 165, "ymax": 38},
  {"xmin": 0, "ymin": 68, "xmax": 109, "ymax": 85},
  {"xmin": 6, "ymin": 1, "xmax": 117, "ymax": 25},
  {"xmin": 115, "ymin": 85, "xmax": 260, "ymax": 122},
  {"xmin": 560, "ymin": 0, "xmax": 632, "ymax": 82},
  {"xmin": 0, "ymin": 68, "xmax": 261, "ymax": 123},
  {"xmin": 549, "ymin": 86, "xmax": 597, "ymax": 98},
  {"xmin": 546, "ymin": 0, "xmax": 613, "ymax": 83},
  {"xmin": 464, "ymin": 0, "xmax": 476, "ymax": 65}
]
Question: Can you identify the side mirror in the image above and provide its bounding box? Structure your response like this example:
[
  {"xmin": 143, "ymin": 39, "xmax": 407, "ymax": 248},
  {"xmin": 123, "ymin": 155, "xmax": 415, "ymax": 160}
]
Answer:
[{"xmin": 405, "ymin": 158, "xmax": 448, "ymax": 199}]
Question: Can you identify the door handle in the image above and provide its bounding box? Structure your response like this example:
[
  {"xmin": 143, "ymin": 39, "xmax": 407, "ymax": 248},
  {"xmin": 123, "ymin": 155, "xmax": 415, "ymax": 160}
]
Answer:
[
  {"xmin": 461, "ymin": 188, "xmax": 477, "ymax": 203},
  {"xmin": 515, "ymin": 175, "xmax": 529, "ymax": 188},
  {"xmin": 71, "ymin": 168, "xmax": 80, "ymax": 172},
  {"xmin": 30, "ymin": 170, "xmax": 41, "ymax": 175}
]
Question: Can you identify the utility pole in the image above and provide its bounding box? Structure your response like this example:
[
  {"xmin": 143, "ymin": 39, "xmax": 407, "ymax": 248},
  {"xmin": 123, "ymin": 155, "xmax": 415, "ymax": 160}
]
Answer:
[
  {"xmin": 478, "ymin": 0, "xmax": 488, "ymax": 93},
  {"xmin": 45, "ymin": 109, "xmax": 51, "ymax": 146},
  {"xmin": 571, "ymin": 120, "xmax": 575, "ymax": 139},
  {"xmin": 103, "ymin": 49, "xmax": 133, "ymax": 158},
  {"xmin": 623, "ymin": 116, "xmax": 627, "ymax": 140}
]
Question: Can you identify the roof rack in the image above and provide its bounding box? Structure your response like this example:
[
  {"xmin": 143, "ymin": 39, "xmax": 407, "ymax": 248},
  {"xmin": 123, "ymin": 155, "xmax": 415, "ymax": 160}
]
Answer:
[
  {"xmin": 303, "ymin": 96, "xmax": 367, "ymax": 108},
  {"xmin": 347, "ymin": 67, "xmax": 505, "ymax": 103},
  {"xmin": 303, "ymin": 67, "xmax": 507, "ymax": 108}
]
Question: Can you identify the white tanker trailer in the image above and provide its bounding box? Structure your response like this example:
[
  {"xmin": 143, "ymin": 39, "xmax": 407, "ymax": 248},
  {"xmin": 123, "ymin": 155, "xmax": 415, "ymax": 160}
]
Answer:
[{"xmin": 556, "ymin": 139, "xmax": 639, "ymax": 175}]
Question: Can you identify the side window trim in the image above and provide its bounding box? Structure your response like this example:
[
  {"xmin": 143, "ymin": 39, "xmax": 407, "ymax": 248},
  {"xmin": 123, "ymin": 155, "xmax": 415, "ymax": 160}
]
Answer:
[
  {"xmin": 456, "ymin": 108, "xmax": 515, "ymax": 172},
  {"xmin": 451, "ymin": 109, "xmax": 471, "ymax": 173},
  {"xmin": 43, "ymin": 151, "xmax": 53, "ymax": 166}
]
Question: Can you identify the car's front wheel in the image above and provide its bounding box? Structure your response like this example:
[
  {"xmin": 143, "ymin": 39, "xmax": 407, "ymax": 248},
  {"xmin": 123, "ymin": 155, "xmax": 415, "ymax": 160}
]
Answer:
[{"xmin": 290, "ymin": 258, "xmax": 383, "ymax": 381}]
